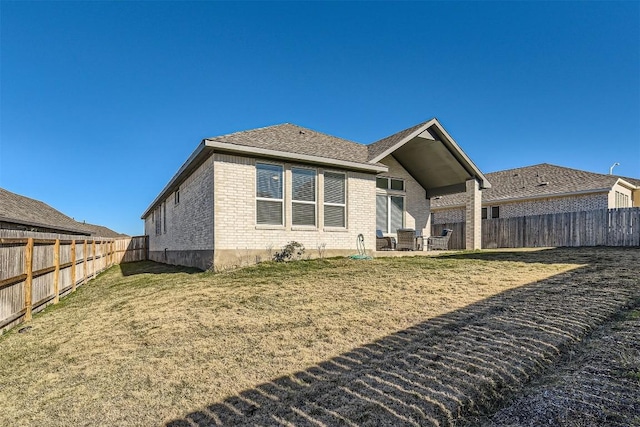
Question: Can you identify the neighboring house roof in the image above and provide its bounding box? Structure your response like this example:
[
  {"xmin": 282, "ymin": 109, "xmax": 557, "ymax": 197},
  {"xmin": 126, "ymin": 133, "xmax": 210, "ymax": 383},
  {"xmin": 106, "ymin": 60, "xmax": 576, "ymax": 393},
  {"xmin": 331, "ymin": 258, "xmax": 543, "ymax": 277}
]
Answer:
[
  {"xmin": 80, "ymin": 222, "xmax": 129, "ymax": 238},
  {"xmin": 0, "ymin": 187, "xmax": 90, "ymax": 235},
  {"xmin": 431, "ymin": 163, "xmax": 640, "ymax": 209},
  {"xmin": 0, "ymin": 187, "xmax": 125, "ymax": 237},
  {"xmin": 142, "ymin": 119, "xmax": 490, "ymax": 217},
  {"xmin": 618, "ymin": 175, "xmax": 640, "ymax": 187}
]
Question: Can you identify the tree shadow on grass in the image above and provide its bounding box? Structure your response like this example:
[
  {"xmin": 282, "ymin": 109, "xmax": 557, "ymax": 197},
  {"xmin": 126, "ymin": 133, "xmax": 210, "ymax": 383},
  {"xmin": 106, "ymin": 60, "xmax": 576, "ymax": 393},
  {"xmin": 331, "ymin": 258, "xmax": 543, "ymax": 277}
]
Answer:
[
  {"xmin": 166, "ymin": 249, "xmax": 640, "ymax": 426},
  {"xmin": 118, "ymin": 261, "xmax": 201, "ymax": 277}
]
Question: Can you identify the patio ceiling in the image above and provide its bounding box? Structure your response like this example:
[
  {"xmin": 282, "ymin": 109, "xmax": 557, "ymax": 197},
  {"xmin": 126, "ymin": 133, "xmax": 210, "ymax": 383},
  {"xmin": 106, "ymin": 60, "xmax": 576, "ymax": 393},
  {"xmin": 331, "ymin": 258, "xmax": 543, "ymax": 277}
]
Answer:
[{"xmin": 369, "ymin": 119, "xmax": 491, "ymax": 198}]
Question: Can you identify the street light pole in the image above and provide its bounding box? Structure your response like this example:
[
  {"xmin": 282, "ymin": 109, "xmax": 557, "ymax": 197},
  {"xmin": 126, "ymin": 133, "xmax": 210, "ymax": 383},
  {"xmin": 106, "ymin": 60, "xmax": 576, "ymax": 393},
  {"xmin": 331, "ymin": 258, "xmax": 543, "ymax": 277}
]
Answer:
[{"xmin": 609, "ymin": 162, "xmax": 620, "ymax": 175}]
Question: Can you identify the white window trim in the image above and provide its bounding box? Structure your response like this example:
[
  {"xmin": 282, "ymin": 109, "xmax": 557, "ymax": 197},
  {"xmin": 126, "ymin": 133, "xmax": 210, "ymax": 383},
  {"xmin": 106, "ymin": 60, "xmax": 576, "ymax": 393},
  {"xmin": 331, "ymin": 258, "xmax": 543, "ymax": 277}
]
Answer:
[
  {"xmin": 256, "ymin": 162, "xmax": 285, "ymax": 226},
  {"xmin": 377, "ymin": 194, "xmax": 405, "ymax": 234},
  {"xmin": 323, "ymin": 170, "xmax": 347, "ymax": 229},
  {"xmin": 163, "ymin": 202, "xmax": 167, "ymax": 234},
  {"xmin": 376, "ymin": 176, "xmax": 405, "ymax": 192},
  {"xmin": 376, "ymin": 176, "xmax": 406, "ymax": 234},
  {"xmin": 291, "ymin": 167, "xmax": 318, "ymax": 228}
]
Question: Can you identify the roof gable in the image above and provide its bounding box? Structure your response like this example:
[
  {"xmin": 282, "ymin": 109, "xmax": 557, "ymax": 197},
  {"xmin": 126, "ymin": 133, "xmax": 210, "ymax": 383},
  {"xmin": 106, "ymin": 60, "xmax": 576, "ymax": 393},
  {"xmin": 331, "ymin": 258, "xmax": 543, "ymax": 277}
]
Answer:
[
  {"xmin": 367, "ymin": 120, "xmax": 432, "ymax": 162},
  {"xmin": 366, "ymin": 118, "xmax": 490, "ymax": 194}
]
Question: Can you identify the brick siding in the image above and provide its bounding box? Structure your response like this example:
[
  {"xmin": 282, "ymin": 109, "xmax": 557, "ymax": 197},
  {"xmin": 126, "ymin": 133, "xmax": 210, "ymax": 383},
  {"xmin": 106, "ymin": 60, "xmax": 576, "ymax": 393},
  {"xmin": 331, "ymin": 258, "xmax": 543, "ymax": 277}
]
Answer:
[
  {"xmin": 377, "ymin": 155, "xmax": 429, "ymax": 236},
  {"xmin": 432, "ymin": 192, "xmax": 609, "ymax": 224},
  {"xmin": 213, "ymin": 153, "xmax": 376, "ymax": 268},
  {"xmin": 144, "ymin": 155, "xmax": 215, "ymax": 252}
]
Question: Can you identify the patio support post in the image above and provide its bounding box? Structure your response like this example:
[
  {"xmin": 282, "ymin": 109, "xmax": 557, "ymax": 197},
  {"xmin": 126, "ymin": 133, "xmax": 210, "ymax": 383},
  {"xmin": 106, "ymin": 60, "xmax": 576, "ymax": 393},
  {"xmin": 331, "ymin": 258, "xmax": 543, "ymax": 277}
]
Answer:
[{"xmin": 465, "ymin": 179, "xmax": 482, "ymax": 250}]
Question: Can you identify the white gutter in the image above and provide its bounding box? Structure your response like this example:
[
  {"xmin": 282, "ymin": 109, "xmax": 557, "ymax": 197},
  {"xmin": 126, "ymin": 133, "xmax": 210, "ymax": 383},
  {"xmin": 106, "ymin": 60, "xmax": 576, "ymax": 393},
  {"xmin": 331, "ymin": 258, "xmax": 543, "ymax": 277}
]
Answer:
[
  {"xmin": 141, "ymin": 139, "xmax": 388, "ymax": 219},
  {"xmin": 141, "ymin": 141, "xmax": 211, "ymax": 219},
  {"xmin": 204, "ymin": 140, "xmax": 388, "ymax": 173}
]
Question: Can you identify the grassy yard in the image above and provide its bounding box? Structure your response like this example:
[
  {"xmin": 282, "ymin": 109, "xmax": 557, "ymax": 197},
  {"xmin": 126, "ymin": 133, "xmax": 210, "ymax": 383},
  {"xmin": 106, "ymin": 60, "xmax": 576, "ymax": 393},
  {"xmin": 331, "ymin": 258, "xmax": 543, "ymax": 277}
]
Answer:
[{"xmin": 0, "ymin": 248, "xmax": 638, "ymax": 426}]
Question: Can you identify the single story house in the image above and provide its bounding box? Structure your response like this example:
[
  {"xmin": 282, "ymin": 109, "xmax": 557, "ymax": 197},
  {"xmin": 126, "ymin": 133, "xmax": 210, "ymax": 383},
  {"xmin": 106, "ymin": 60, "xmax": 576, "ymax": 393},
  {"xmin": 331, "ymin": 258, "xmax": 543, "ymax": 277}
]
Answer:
[
  {"xmin": 430, "ymin": 163, "xmax": 640, "ymax": 224},
  {"xmin": 141, "ymin": 118, "xmax": 490, "ymax": 271},
  {"xmin": 0, "ymin": 187, "xmax": 125, "ymax": 237}
]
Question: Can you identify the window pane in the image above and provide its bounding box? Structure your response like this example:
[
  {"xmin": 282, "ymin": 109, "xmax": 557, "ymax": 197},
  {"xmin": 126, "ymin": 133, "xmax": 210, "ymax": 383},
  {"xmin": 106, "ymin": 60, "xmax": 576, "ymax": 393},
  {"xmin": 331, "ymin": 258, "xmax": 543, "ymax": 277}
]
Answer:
[
  {"xmin": 491, "ymin": 206, "xmax": 500, "ymax": 219},
  {"xmin": 292, "ymin": 202, "xmax": 316, "ymax": 226},
  {"xmin": 481, "ymin": 207, "xmax": 487, "ymax": 219},
  {"xmin": 390, "ymin": 196, "xmax": 404, "ymax": 233},
  {"xmin": 257, "ymin": 200, "xmax": 283, "ymax": 225},
  {"xmin": 390, "ymin": 179, "xmax": 404, "ymax": 191},
  {"xmin": 292, "ymin": 168, "xmax": 316, "ymax": 202},
  {"xmin": 376, "ymin": 195, "xmax": 388, "ymax": 232},
  {"xmin": 376, "ymin": 177, "xmax": 389, "ymax": 189},
  {"xmin": 324, "ymin": 172, "xmax": 345, "ymax": 204},
  {"xmin": 324, "ymin": 205, "xmax": 345, "ymax": 227},
  {"xmin": 256, "ymin": 164, "xmax": 283, "ymax": 199}
]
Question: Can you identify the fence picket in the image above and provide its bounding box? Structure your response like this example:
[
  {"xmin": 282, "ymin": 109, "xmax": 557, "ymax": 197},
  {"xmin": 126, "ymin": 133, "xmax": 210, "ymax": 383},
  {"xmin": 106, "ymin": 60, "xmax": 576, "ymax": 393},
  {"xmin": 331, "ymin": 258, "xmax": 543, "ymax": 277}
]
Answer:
[
  {"xmin": 434, "ymin": 208, "xmax": 640, "ymax": 250},
  {"xmin": 1, "ymin": 235, "xmax": 148, "ymax": 333}
]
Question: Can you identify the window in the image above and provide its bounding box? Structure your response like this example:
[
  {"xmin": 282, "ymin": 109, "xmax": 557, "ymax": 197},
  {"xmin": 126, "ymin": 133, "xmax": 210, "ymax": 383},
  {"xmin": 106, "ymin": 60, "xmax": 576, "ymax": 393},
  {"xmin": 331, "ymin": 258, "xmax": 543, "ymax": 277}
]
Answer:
[
  {"xmin": 163, "ymin": 202, "xmax": 167, "ymax": 233},
  {"xmin": 292, "ymin": 168, "xmax": 316, "ymax": 226},
  {"xmin": 481, "ymin": 207, "xmax": 488, "ymax": 219},
  {"xmin": 615, "ymin": 191, "xmax": 630, "ymax": 208},
  {"xmin": 491, "ymin": 206, "xmax": 500, "ymax": 219},
  {"xmin": 377, "ymin": 195, "xmax": 404, "ymax": 233},
  {"xmin": 376, "ymin": 177, "xmax": 404, "ymax": 191},
  {"xmin": 174, "ymin": 187, "xmax": 180, "ymax": 205},
  {"xmin": 155, "ymin": 206, "xmax": 162, "ymax": 236},
  {"xmin": 324, "ymin": 172, "xmax": 346, "ymax": 227},
  {"xmin": 256, "ymin": 163, "xmax": 284, "ymax": 225}
]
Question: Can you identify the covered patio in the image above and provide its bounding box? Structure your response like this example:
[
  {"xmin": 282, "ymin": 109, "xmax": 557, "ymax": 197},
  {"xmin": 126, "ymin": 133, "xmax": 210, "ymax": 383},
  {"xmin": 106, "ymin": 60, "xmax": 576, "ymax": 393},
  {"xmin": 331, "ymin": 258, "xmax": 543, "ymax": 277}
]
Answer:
[{"xmin": 368, "ymin": 118, "xmax": 491, "ymax": 250}]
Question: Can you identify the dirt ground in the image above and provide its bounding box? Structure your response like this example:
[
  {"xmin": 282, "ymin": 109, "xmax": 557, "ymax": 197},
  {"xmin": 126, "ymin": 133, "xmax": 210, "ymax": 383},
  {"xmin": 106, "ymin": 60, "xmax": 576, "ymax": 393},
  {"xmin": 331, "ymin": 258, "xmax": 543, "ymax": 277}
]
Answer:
[{"xmin": 1, "ymin": 247, "xmax": 638, "ymax": 426}]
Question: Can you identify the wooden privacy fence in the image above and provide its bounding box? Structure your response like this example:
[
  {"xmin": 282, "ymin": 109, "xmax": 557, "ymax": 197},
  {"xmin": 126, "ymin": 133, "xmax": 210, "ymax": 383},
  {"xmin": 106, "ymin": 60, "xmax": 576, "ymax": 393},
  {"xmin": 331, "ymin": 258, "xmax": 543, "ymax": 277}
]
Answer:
[
  {"xmin": 432, "ymin": 208, "xmax": 640, "ymax": 250},
  {"xmin": 0, "ymin": 235, "xmax": 148, "ymax": 332}
]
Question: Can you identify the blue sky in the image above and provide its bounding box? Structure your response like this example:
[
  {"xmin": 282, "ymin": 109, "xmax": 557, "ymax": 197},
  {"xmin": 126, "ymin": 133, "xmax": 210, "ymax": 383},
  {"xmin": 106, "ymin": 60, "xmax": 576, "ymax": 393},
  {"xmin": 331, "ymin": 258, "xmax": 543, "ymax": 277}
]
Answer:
[{"xmin": 1, "ymin": 1, "xmax": 638, "ymax": 236}]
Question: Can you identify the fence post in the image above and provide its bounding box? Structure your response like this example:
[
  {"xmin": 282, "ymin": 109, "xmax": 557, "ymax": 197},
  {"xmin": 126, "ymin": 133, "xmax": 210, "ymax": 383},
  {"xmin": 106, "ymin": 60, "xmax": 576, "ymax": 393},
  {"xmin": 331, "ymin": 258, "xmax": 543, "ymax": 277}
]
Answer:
[
  {"xmin": 83, "ymin": 240, "xmax": 88, "ymax": 286},
  {"xmin": 53, "ymin": 239, "xmax": 60, "ymax": 304},
  {"xmin": 71, "ymin": 240, "xmax": 77, "ymax": 292},
  {"xmin": 24, "ymin": 238, "xmax": 34, "ymax": 321},
  {"xmin": 92, "ymin": 240, "xmax": 97, "ymax": 279}
]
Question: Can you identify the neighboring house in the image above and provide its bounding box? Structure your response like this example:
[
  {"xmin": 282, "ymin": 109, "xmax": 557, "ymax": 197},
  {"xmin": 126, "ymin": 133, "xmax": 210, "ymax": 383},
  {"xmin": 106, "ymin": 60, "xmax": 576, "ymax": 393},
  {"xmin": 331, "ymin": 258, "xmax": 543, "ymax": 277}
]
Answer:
[
  {"xmin": 80, "ymin": 222, "xmax": 129, "ymax": 238},
  {"xmin": 0, "ymin": 187, "xmax": 125, "ymax": 237},
  {"xmin": 431, "ymin": 163, "xmax": 640, "ymax": 224},
  {"xmin": 141, "ymin": 118, "xmax": 490, "ymax": 270}
]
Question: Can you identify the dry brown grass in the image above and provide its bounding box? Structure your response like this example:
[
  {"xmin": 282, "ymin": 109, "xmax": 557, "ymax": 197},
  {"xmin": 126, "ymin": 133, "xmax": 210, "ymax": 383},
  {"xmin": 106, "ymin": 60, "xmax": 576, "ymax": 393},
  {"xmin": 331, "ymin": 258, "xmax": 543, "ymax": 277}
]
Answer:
[{"xmin": 0, "ymin": 247, "xmax": 637, "ymax": 426}]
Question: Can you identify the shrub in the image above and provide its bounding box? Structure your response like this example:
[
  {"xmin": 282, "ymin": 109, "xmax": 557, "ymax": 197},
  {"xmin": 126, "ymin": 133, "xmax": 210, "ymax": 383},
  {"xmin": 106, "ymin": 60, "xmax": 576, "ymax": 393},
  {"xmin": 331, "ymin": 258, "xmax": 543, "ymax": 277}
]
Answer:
[{"xmin": 273, "ymin": 241, "xmax": 305, "ymax": 262}]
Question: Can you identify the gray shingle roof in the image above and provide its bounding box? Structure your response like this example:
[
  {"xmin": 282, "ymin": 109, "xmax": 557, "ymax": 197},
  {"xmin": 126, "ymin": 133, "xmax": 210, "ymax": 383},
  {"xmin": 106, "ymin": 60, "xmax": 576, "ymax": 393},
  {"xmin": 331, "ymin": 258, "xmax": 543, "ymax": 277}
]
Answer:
[
  {"xmin": 431, "ymin": 163, "xmax": 638, "ymax": 208},
  {"xmin": 0, "ymin": 187, "xmax": 125, "ymax": 237},
  {"xmin": 0, "ymin": 187, "xmax": 89, "ymax": 234},
  {"xmin": 367, "ymin": 119, "xmax": 432, "ymax": 161},
  {"xmin": 206, "ymin": 123, "xmax": 372, "ymax": 165},
  {"xmin": 80, "ymin": 222, "xmax": 129, "ymax": 238}
]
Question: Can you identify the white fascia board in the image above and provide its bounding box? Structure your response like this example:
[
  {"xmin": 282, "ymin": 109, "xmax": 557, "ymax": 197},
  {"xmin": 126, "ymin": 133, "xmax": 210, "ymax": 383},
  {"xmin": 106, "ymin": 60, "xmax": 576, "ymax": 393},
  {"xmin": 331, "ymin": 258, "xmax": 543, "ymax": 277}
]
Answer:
[
  {"xmin": 368, "ymin": 118, "xmax": 491, "ymax": 190},
  {"xmin": 141, "ymin": 139, "xmax": 388, "ymax": 219},
  {"xmin": 615, "ymin": 178, "xmax": 639, "ymax": 190},
  {"xmin": 141, "ymin": 141, "xmax": 212, "ymax": 219},
  {"xmin": 429, "ymin": 120, "xmax": 491, "ymax": 189},
  {"xmin": 368, "ymin": 118, "xmax": 437, "ymax": 164},
  {"xmin": 204, "ymin": 140, "xmax": 388, "ymax": 173}
]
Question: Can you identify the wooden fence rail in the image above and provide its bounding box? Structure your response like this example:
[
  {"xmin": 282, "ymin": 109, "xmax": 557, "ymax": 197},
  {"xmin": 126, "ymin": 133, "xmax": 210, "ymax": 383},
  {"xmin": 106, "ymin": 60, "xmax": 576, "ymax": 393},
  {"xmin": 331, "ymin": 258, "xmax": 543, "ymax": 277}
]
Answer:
[
  {"xmin": 433, "ymin": 207, "xmax": 640, "ymax": 250},
  {"xmin": 0, "ymin": 235, "xmax": 148, "ymax": 333}
]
